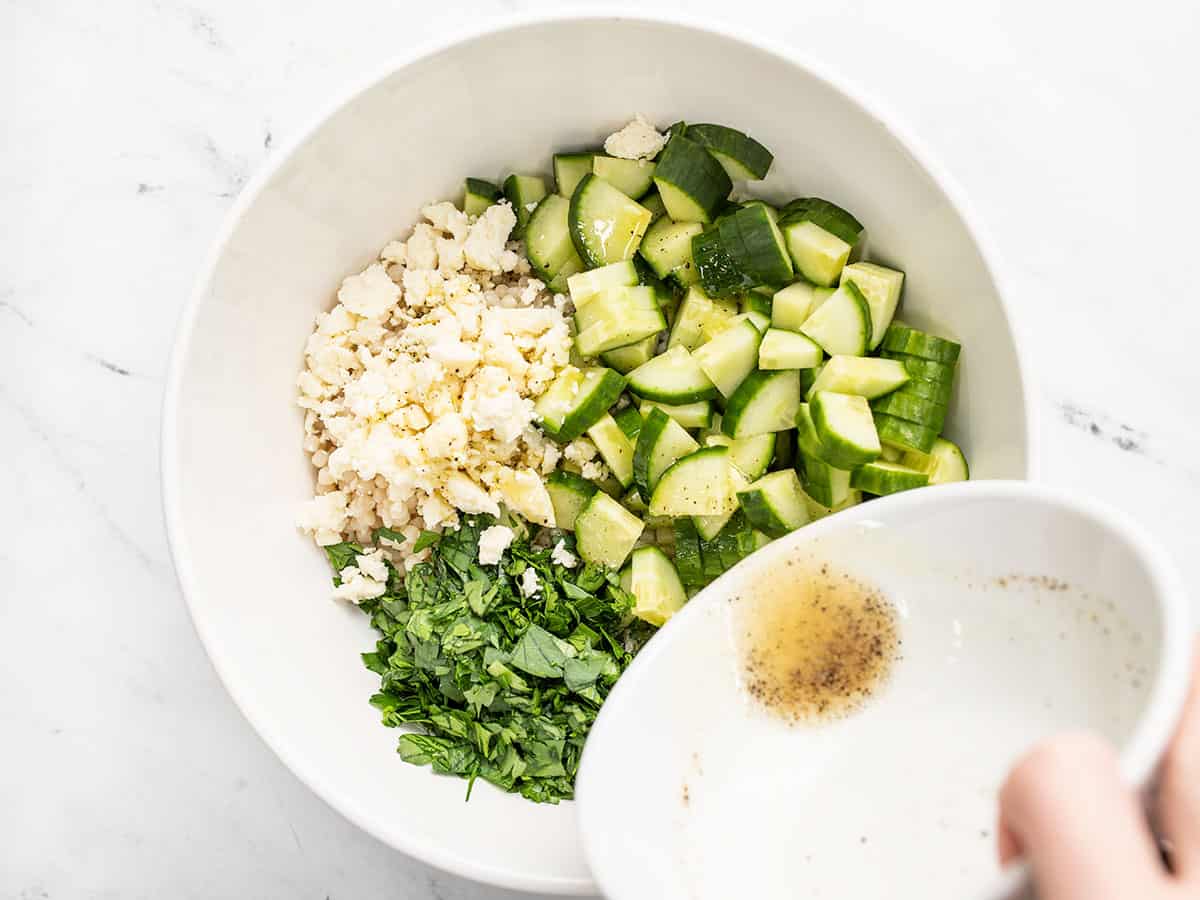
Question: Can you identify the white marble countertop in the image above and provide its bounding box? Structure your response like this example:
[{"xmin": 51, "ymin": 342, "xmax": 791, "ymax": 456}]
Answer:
[{"xmin": 4, "ymin": 0, "xmax": 1199, "ymax": 897}]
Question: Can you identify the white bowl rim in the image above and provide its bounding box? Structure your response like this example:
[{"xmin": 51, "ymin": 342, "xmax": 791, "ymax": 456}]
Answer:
[
  {"xmin": 575, "ymin": 479, "xmax": 1193, "ymax": 900},
  {"xmin": 160, "ymin": 8, "xmax": 1042, "ymax": 892}
]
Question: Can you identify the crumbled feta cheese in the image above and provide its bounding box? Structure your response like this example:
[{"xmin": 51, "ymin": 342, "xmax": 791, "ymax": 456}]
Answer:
[
  {"xmin": 331, "ymin": 565, "xmax": 387, "ymax": 604},
  {"xmin": 565, "ymin": 438, "xmax": 599, "ymax": 465},
  {"xmin": 477, "ymin": 524, "xmax": 516, "ymax": 565},
  {"xmin": 551, "ymin": 540, "xmax": 577, "ymax": 569},
  {"xmin": 337, "ymin": 264, "xmax": 400, "ymax": 320},
  {"xmin": 519, "ymin": 566, "xmax": 540, "ymax": 598},
  {"xmin": 603, "ymin": 114, "xmax": 668, "ymax": 160},
  {"xmin": 464, "ymin": 202, "xmax": 517, "ymax": 272},
  {"xmin": 354, "ymin": 548, "xmax": 389, "ymax": 582}
]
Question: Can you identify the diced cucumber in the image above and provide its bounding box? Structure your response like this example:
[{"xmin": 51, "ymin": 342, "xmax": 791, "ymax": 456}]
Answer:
[
  {"xmin": 772, "ymin": 427, "xmax": 796, "ymax": 470},
  {"xmin": 899, "ymin": 376, "xmax": 955, "ymax": 405},
  {"xmin": 731, "ymin": 434, "xmax": 778, "ymax": 480},
  {"xmin": 802, "ymin": 485, "xmax": 861, "ymax": 521},
  {"xmin": 621, "ymin": 545, "xmax": 687, "ymax": 626},
  {"xmin": 793, "ymin": 402, "xmax": 825, "ymax": 458},
  {"xmin": 770, "ymin": 280, "xmax": 818, "ymax": 332},
  {"xmin": 731, "ymin": 309, "xmax": 769, "ymax": 334},
  {"xmin": 722, "ymin": 369, "xmax": 802, "ymax": 438},
  {"xmin": 640, "ymin": 190, "xmax": 668, "ymax": 223},
  {"xmin": 779, "ymin": 197, "xmax": 864, "ymax": 245},
  {"xmin": 737, "ymin": 469, "xmax": 811, "ymax": 537},
  {"xmin": 692, "ymin": 226, "xmax": 754, "ymax": 298},
  {"xmin": 699, "ymin": 529, "xmax": 725, "ymax": 581},
  {"xmin": 649, "ymin": 446, "xmax": 738, "ymax": 517},
  {"xmin": 627, "ymin": 344, "xmax": 717, "ymax": 404},
  {"xmin": 613, "ymin": 405, "xmax": 643, "ymax": 442},
  {"xmin": 554, "ymin": 152, "xmax": 595, "ymax": 198},
  {"xmin": 640, "ymin": 399, "xmax": 714, "ymax": 431},
  {"xmin": 575, "ymin": 491, "xmax": 644, "ymax": 569},
  {"xmin": 692, "ymin": 317, "xmax": 763, "ymax": 397},
  {"xmin": 587, "ymin": 413, "xmax": 637, "ymax": 488},
  {"xmin": 871, "ymin": 390, "xmax": 948, "ymax": 432},
  {"xmin": 638, "ymin": 217, "xmax": 703, "ymax": 286},
  {"xmin": 873, "ymin": 412, "xmax": 938, "ymax": 454},
  {"xmin": 534, "ymin": 366, "xmax": 626, "ymax": 441},
  {"xmin": 698, "ymin": 297, "xmax": 741, "ymax": 341},
  {"xmin": 525, "ymin": 194, "xmax": 584, "ymax": 291},
  {"xmin": 811, "ymin": 286, "xmax": 836, "ymax": 311},
  {"xmin": 780, "ymin": 220, "xmax": 851, "ymax": 287},
  {"xmin": 807, "ymin": 355, "xmax": 910, "ymax": 399},
  {"xmin": 850, "ymin": 460, "xmax": 930, "ymax": 495},
  {"xmin": 880, "ymin": 323, "xmax": 961, "ymax": 363},
  {"xmin": 694, "ymin": 465, "xmax": 750, "ymax": 540},
  {"xmin": 713, "ymin": 510, "xmax": 752, "ymax": 568},
  {"xmin": 799, "ymin": 280, "xmax": 872, "ymax": 356},
  {"xmin": 880, "ymin": 443, "xmax": 904, "ymax": 463},
  {"xmin": 880, "ymin": 351, "xmax": 957, "ymax": 384},
  {"xmin": 622, "ymin": 487, "xmax": 648, "ymax": 514},
  {"xmin": 667, "ymin": 285, "xmax": 735, "ymax": 351},
  {"xmin": 574, "ymin": 284, "xmax": 659, "ymax": 331},
  {"xmin": 719, "ymin": 203, "xmax": 793, "ymax": 286},
  {"xmin": 740, "ymin": 200, "xmax": 779, "ymax": 222},
  {"xmin": 546, "ymin": 470, "xmax": 598, "ymax": 531},
  {"xmin": 569, "ymin": 174, "xmax": 653, "ymax": 268},
  {"xmin": 904, "ymin": 437, "xmax": 969, "ymax": 484},
  {"xmin": 463, "ymin": 178, "xmax": 499, "ymax": 217},
  {"xmin": 811, "ymin": 391, "xmax": 881, "ymax": 468},
  {"xmin": 841, "ymin": 262, "xmax": 904, "ymax": 349},
  {"xmin": 799, "ymin": 364, "xmax": 821, "ymax": 399},
  {"xmin": 633, "ymin": 407, "xmax": 700, "ymax": 500},
  {"xmin": 799, "ymin": 451, "xmax": 853, "ymax": 508},
  {"xmin": 684, "ymin": 124, "xmax": 774, "ymax": 180},
  {"xmin": 568, "ymin": 259, "xmax": 639, "ymax": 305},
  {"xmin": 502, "ymin": 174, "xmax": 548, "ymax": 238},
  {"xmin": 673, "ymin": 518, "xmax": 705, "ymax": 586},
  {"xmin": 741, "ymin": 290, "xmax": 773, "ymax": 319},
  {"xmin": 758, "ymin": 329, "xmax": 823, "ymax": 370},
  {"xmin": 653, "ymin": 134, "xmax": 733, "ymax": 223},
  {"xmin": 601, "ymin": 333, "xmax": 659, "ymax": 373},
  {"xmin": 592, "ymin": 156, "xmax": 657, "ymax": 199},
  {"xmin": 575, "ymin": 286, "xmax": 667, "ymax": 356}
]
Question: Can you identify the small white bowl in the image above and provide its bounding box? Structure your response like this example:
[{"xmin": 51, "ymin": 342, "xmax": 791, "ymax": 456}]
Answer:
[
  {"xmin": 162, "ymin": 12, "xmax": 1035, "ymax": 893},
  {"xmin": 576, "ymin": 481, "xmax": 1193, "ymax": 900}
]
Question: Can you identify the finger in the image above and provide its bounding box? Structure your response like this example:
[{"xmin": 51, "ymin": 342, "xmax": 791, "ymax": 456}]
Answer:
[
  {"xmin": 999, "ymin": 731, "xmax": 1167, "ymax": 900},
  {"xmin": 1158, "ymin": 636, "xmax": 1200, "ymax": 879}
]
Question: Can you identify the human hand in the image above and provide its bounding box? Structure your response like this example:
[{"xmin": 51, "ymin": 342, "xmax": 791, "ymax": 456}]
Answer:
[{"xmin": 996, "ymin": 638, "xmax": 1200, "ymax": 899}]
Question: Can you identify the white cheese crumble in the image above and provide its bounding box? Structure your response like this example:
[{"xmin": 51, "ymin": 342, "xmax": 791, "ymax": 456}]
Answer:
[
  {"xmin": 477, "ymin": 524, "xmax": 515, "ymax": 565},
  {"xmin": 297, "ymin": 199, "xmax": 573, "ymax": 576},
  {"xmin": 551, "ymin": 540, "xmax": 578, "ymax": 569},
  {"xmin": 603, "ymin": 114, "xmax": 668, "ymax": 160},
  {"xmin": 519, "ymin": 566, "xmax": 541, "ymax": 598}
]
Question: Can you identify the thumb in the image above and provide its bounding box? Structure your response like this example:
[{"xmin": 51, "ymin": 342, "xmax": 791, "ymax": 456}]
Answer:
[{"xmin": 998, "ymin": 732, "xmax": 1167, "ymax": 900}]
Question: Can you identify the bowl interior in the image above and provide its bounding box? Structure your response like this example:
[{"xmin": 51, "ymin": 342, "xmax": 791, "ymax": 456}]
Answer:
[{"xmin": 164, "ymin": 15, "xmax": 1031, "ymax": 893}]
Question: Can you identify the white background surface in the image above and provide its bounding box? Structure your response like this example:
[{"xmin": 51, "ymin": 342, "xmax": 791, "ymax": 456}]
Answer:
[{"xmin": 3, "ymin": 1, "xmax": 1198, "ymax": 898}]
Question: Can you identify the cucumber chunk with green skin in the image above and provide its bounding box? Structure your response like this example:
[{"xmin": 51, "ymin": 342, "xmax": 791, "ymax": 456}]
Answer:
[
  {"xmin": 741, "ymin": 290, "xmax": 773, "ymax": 319},
  {"xmin": 871, "ymin": 390, "xmax": 948, "ymax": 432},
  {"xmin": 535, "ymin": 367, "xmax": 626, "ymax": 441},
  {"xmin": 811, "ymin": 391, "xmax": 882, "ymax": 468},
  {"xmin": 851, "ymin": 460, "xmax": 931, "ymax": 495},
  {"xmin": 898, "ymin": 376, "xmax": 955, "ymax": 405},
  {"xmin": 722, "ymin": 369, "xmax": 802, "ymax": 438},
  {"xmin": 627, "ymin": 344, "xmax": 717, "ymax": 404},
  {"xmin": 673, "ymin": 518, "xmax": 705, "ymax": 586},
  {"xmin": 799, "ymin": 451, "xmax": 853, "ymax": 508},
  {"xmin": 612, "ymin": 405, "xmax": 643, "ymax": 442},
  {"xmin": 751, "ymin": 530, "xmax": 773, "ymax": 550},
  {"xmin": 667, "ymin": 286, "xmax": 732, "ymax": 351},
  {"xmin": 880, "ymin": 443, "xmax": 905, "ymax": 463},
  {"xmin": 633, "ymin": 407, "xmax": 700, "ymax": 500},
  {"xmin": 779, "ymin": 198, "xmax": 864, "ymax": 245},
  {"xmin": 759, "ymin": 329, "xmax": 823, "ymax": 370},
  {"xmin": 601, "ymin": 333, "xmax": 659, "ymax": 373},
  {"xmin": 801, "ymin": 485, "xmax": 861, "ymax": 520},
  {"xmin": 621, "ymin": 545, "xmax": 687, "ymax": 626},
  {"xmin": 575, "ymin": 491, "xmax": 644, "ymax": 569},
  {"xmin": 545, "ymin": 470, "xmax": 598, "ymax": 531},
  {"xmin": 685, "ymin": 124, "xmax": 774, "ymax": 180},
  {"xmin": 525, "ymin": 194, "xmax": 584, "ymax": 291},
  {"xmin": 568, "ymin": 259, "xmax": 640, "ymax": 305},
  {"xmin": 592, "ymin": 155, "xmax": 657, "ymax": 199},
  {"xmin": 649, "ymin": 446, "xmax": 738, "ymax": 517},
  {"xmin": 807, "ymin": 355, "xmax": 910, "ymax": 399},
  {"xmin": 639, "ymin": 217, "xmax": 703, "ymax": 285},
  {"xmin": 740, "ymin": 200, "xmax": 779, "ymax": 222},
  {"xmin": 693, "ymin": 317, "xmax": 763, "ymax": 397},
  {"xmin": 737, "ymin": 469, "xmax": 811, "ymax": 537},
  {"xmin": 772, "ymin": 428, "xmax": 795, "ymax": 470},
  {"xmin": 463, "ymin": 178, "xmax": 499, "ymax": 217},
  {"xmin": 502, "ymin": 174, "xmax": 548, "ymax": 238},
  {"xmin": 693, "ymin": 226, "xmax": 755, "ymax": 298},
  {"xmin": 698, "ymin": 297, "xmax": 740, "ymax": 341},
  {"xmin": 639, "ymin": 399, "xmax": 714, "ymax": 431},
  {"xmin": 640, "ymin": 190, "xmax": 668, "ymax": 223},
  {"xmin": 873, "ymin": 412, "xmax": 938, "ymax": 454},
  {"xmin": 653, "ymin": 134, "xmax": 733, "ymax": 224},
  {"xmin": 569, "ymin": 174, "xmax": 653, "ymax": 268},
  {"xmin": 799, "ymin": 365, "xmax": 822, "ymax": 398},
  {"xmin": 811, "ymin": 286, "xmax": 837, "ymax": 311},
  {"xmin": 587, "ymin": 413, "xmax": 637, "ymax": 488},
  {"xmin": 694, "ymin": 466, "xmax": 750, "ymax": 540},
  {"xmin": 880, "ymin": 324, "xmax": 961, "ymax": 363},
  {"xmin": 704, "ymin": 432, "xmax": 777, "ymax": 481},
  {"xmin": 733, "ymin": 310, "xmax": 770, "ymax": 333},
  {"xmin": 719, "ymin": 204, "xmax": 793, "ymax": 286},
  {"xmin": 841, "ymin": 262, "xmax": 904, "ymax": 349},
  {"xmin": 575, "ymin": 293, "xmax": 666, "ymax": 356},
  {"xmin": 904, "ymin": 437, "xmax": 969, "ymax": 484},
  {"xmin": 879, "ymin": 351, "xmax": 957, "ymax": 384},
  {"xmin": 713, "ymin": 510, "xmax": 751, "ymax": 568},
  {"xmin": 800, "ymin": 280, "xmax": 872, "ymax": 356},
  {"xmin": 770, "ymin": 280, "xmax": 818, "ymax": 332},
  {"xmin": 779, "ymin": 220, "xmax": 851, "ymax": 287},
  {"xmin": 699, "ymin": 531, "xmax": 725, "ymax": 580},
  {"xmin": 554, "ymin": 152, "xmax": 595, "ymax": 198}
]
